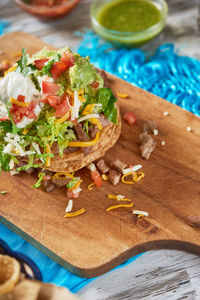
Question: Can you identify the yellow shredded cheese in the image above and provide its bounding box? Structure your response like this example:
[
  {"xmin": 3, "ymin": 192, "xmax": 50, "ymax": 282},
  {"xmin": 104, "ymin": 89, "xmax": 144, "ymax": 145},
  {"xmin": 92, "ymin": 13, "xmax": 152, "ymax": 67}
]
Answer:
[
  {"xmin": 133, "ymin": 172, "xmax": 145, "ymax": 182},
  {"xmin": 121, "ymin": 172, "xmax": 136, "ymax": 184},
  {"xmin": 82, "ymin": 104, "xmax": 95, "ymax": 116},
  {"xmin": 117, "ymin": 93, "xmax": 129, "ymax": 98},
  {"xmin": 55, "ymin": 110, "xmax": 70, "ymax": 124},
  {"xmin": 102, "ymin": 174, "xmax": 108, "ymax": 181},
  {"xmin": 88, "ymin": 182, "xmax": 95, "ymax": 190},
  {"xmin": 10, "ymin": 97, "xmax": 30, "ymax": 107},
  {"xmin": 4, "ymin": 65, "xmax": 17, "ymax": 75},
  {"xmin": 64, "ymin": 208, "xmax": 85, "ymax": 218},
  {"xmin": 45, "ymin": 143, "xmax": 52, "ymax": 167},
  {"xmin": 12, "ymin": 52, "xmax": 22, "ymax": 57},
  {"xmin": 106, "ymin": 203, "xmax": 134, "ymax": 212},
  {"xmin": 66, "ymin": 88, "xmax": 74, "ymax": 97},
  {"xmin": 67, "ymin": 131, "xmax": 100, "ymax": 147},
  {"xmin": 52, "ymin": 172, "xmax": 74, "ymax": 180},
  {"xmin": 107, "ymin": 194, "xmax": 131, "ymax": 202},
  {"xmin": 91, "ymin": 117, "xmax": 102, "ymax": 130},
  {"xmin": 22, "ymin": 128, "xmax": 29, "ymax": 135}
]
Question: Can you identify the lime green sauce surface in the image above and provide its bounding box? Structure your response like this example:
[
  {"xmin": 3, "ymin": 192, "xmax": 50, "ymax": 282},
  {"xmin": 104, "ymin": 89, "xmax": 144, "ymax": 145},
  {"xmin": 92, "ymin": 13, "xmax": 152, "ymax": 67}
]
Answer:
[{"xmin": 98, "ymin": 0, "xmax": 162, "ymax": 32}]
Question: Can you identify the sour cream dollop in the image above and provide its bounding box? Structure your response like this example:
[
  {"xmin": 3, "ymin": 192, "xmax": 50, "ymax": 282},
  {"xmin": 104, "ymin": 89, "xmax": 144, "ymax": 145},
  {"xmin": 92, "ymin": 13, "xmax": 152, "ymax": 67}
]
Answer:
[{"xmin": 0, "ymin": 72, "xmax": 43, "ymax": 128}]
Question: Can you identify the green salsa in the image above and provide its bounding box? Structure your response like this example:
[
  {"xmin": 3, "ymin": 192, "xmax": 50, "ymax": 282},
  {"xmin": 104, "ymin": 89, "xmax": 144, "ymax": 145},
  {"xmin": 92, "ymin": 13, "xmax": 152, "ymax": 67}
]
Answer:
[{"xmin": 98, "ymin": 0, "xmax": 162, "ymax": 32}]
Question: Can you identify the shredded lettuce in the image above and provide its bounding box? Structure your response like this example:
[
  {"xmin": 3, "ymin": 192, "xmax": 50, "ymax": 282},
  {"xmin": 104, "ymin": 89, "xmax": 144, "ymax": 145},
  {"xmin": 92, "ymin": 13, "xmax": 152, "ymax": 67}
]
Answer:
[
  {"xmin": 0, "ymin": 146, "xmax": 10, "ymax": 172},
  {"xmin": 32, "ymin": 172, "xmax": 45, "ymax": 189},
  {"xmin": 16, "ymin": 163, "xmax": 42, "ymax": 172}
]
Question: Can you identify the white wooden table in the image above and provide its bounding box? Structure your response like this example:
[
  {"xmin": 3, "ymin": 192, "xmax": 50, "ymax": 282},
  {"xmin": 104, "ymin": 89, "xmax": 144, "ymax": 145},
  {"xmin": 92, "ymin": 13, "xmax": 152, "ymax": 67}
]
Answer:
[{"xmin": 1, "ymin": 0, "xmax": 200, "ymax": 299}]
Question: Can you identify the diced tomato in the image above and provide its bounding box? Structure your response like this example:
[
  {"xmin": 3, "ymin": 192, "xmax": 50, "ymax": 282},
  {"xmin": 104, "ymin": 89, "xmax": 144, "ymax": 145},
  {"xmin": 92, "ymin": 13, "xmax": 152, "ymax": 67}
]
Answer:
[
  {"xmin": 61, "ymin": 51, "xmax": 75, "ymax": 68},
  {"xmin": 67, "ymin": 190, "xmax": 80, "ymax": 199},
  {"xmin": 17, "ymin": 95, "xmax": 25, "ymax": 102},
  {"xmin": 34, "ymin": 58, "xmax": 49, "ymax": 70},
  {"xmin": 46, "ymin": 96, "xmax": 62, "ymax": 108},
  {"xmin": 123, "ymin": 111, "xmax": 137, "ymax": 125},
  {"xmin": 55, "ymin": 95, "xmax": 70, "ymax": 118},
  {"xmin": 50, "ymin": 61, "xmax": 69, "ymax": 80},
  {"xmin": 91, "ymin": 170, "xmax": 103, "ymax": 187},
  {"xmin": 42, "ymin": 81, "xmax": 60, "ymax": 95},
  {"xmin": 90, "ymin": 81, "xmax": 99, "ymax": 89},
  {"xmin": 12, "ymin": 111, "xmax": 23, "ymax": 124}
]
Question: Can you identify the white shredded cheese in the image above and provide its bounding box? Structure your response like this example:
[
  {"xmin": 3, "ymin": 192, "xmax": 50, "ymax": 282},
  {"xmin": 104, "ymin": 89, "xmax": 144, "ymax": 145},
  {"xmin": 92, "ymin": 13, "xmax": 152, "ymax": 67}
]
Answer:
[
  {"xmin": 163, "ymin": 111, "xmax": 169, "ymax": 116},
  {"xmin": 133, "ymin": 210, "xmax": 148, "ymax": 217},
  {"xmin": 94, "ymin": 103, "xmax": 102, "ymax": 107},
  {"xmin": 186, "ymin": 126, "xmax": 192, "ymax": 132},
  {"xmin": 65, "ymin": 200, "xmax": 73, "ymax": 213},
  {"xmin": 3, "ymin": 132, "xmax": 35, "ymax": 156},
  {"xmin": 161, "ymin": 141, "xmax": 165, "ymax": 146},
  {"xmin": 116, "ymin": 195, "xmax": 125, "ymax": 200},
  {"xmin": 153, "ymin": 129, "xmax": 159, "ymax": 136},
  {"xmin": 87, "ymin": 163, "xmax": 96, "ymax": 172},
  {"xmin": 71, "ymin": 91, "xmax": 82, "ymax": 121},
  {"xmin": 78, "ymin": 114, "xmax": 99, "ymax": 123},
  {"xmin": 10, "ymin": 170, "xmax": 20, "ymax": 175},
  {"xmin": 9, "ymin": 159, "xmax": 14, "ymax": 170},
  {"xmin": 123, "ymin": 164, "xmax": 143, "ymax": 175},
  {"xmin": 72, "ymin": 187, "xmax": 82, "ymax": 194}
]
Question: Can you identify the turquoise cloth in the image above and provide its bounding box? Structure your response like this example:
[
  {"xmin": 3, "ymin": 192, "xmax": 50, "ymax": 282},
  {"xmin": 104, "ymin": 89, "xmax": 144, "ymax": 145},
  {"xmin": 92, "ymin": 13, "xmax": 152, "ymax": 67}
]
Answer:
[{"xmin": 1, "ymin": 27, "xmax": 200, "ymax": 292}]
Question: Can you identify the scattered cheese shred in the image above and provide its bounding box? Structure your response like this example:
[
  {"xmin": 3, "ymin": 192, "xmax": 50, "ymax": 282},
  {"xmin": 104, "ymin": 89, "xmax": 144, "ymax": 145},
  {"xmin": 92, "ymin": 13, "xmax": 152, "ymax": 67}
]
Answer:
[
  {"xmin": 64, "ymin": 208, "xmax": 85, "ymax": 218},
  {"xmin": 67, "ymin": 131, "xmax": 100, "ymax": 147},
  {"xmin": 88, "ymin": 182, "xmax": 95, "ymax": 190},
  {"xmin": 82, "ymin": 104, "xmax": 95, "ymax": 116},
  {"xmin": 123, "ymin": 164, "xmax": 143, "ymax": 175},
  {"xmin": 55, "ymin": 110, "xmax": 70, "ymax": 124},
  {"xmin": 91, "ymin": 117, "xmax": 102, "ymax": 130},
  {"xmin": 12, "ymin": 52, "xmax": 22, "ymax": 57},
  {"xmin": 4, "ymin": 65, "xmax": 17, "ymax": 75},
  {"xmin": 117, "ymin": 93, "xmax": 129, "ymax": 98},
  {"xmin": 108, "ymin": 194, "xmax": 131, "ymax": 202},
  {"xmin": 107, "ymin": 203, "xmax": 133, "ymax": 212},
  {"xmin": 102, "ymin": 174, "xmax": 108, "ymax": 181},
  {"xmin": 78, "ymin": 114, "xmax": 99, "ymax": 123},
  {"xmin": 133, "ymin": 210, "xmax": 148, "ymax": 217},
  {"xmin": 52, "ymin": 172, "xmax": 74, "ymax": 180},
  {"xmin": 10, "ymin": 97, "xmax": 30, "ymax": 107},
  {"xmin": 65, "ymin": 200, "xmax": 73, "ymax": 213},
  {"xmin": 121, "ymin": 172, "xmax": 136, "ymax": 184},
  {"xmin": 133, "ymin": 172, "xmax": 145, "ymax": 182},
  {"xmin": 45, "ymin": 143, "xmax": 51, "ymax": 167}
]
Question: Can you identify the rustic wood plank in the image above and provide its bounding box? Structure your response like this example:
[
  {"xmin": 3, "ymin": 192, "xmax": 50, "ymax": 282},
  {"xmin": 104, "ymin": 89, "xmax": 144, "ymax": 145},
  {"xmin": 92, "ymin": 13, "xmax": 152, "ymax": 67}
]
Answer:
[{"xmin": 0, "ymin": 32, "xmax": 200, "ymax": 279}]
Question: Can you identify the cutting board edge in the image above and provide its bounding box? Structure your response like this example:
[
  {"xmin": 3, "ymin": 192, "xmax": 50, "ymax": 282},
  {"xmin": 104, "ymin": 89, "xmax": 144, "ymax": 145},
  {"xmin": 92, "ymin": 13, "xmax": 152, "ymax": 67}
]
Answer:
[{"xmin": 1, "ymin": 216, "xmax": 200, "ymax": 278}]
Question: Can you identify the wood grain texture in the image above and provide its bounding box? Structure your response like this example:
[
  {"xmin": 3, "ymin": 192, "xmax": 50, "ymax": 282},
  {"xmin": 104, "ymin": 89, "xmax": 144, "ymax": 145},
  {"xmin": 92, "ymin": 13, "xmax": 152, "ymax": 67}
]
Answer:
[{"xmin": 0, "ymin": 32, "xmax": 200, "ymax": 279}]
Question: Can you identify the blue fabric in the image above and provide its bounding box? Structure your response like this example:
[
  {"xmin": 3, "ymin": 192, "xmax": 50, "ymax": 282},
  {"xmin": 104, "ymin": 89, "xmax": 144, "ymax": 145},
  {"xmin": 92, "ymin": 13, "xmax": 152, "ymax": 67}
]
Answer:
[
  {"xmin": 0, "ymin": 222, "xmax": 142, "ymax": 292},
  {"xmin": 77, "ymin": 30, "xmax": 200, "ymax": 116}
]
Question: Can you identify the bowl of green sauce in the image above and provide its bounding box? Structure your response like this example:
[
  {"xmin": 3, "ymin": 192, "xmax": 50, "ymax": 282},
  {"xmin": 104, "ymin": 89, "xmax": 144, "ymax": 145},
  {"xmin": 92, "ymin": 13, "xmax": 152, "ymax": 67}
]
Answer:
[{"xmin": 90, "ymin": 0, "xmax": 168, "ymax": 46}]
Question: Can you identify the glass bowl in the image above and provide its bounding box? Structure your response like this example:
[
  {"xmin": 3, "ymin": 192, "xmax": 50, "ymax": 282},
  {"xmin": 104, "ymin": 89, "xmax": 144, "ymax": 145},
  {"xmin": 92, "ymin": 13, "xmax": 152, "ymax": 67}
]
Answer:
[
  {"xmin": 14, "ymin": 0, "xmax": 81, "ymax": 19},
  {"xmin": 90, "ymin": 0, "xmax": 168, "ymax": 47}
]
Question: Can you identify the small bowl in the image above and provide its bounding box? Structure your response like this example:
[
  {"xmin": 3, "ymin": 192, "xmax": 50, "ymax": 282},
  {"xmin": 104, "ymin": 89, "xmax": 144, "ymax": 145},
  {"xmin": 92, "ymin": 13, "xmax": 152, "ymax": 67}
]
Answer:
[
  {"xmin": 90, "ymin": 0, "xmax": 168, "ymax": 47},
  {"xmin": 14, "ymin": 0, "xmax": 81, "ymax": 19}
]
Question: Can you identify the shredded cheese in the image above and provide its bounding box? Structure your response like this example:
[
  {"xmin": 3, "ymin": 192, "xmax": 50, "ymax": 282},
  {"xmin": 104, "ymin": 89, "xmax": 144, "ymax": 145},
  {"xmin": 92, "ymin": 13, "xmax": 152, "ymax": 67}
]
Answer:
[
  {"xmin": 67, "ymin": 131, "xmax": 100, "ymax": 147},
  {"xmin": 77, "ymin": 114, "xmax": 99, "ymax": 123},
  {"xmin": 64, "ymin": 208, "xmax": 85, "ymax": 218},
  {"xmin": 133, "ymin": 210, "xmax": 148, "ymax": 217},
  {"xmin": 121, "ymin": 172, "xmax": 136, "ymax": 184},
  {"xmin": 107, "ymin": 203, "xmax": 133, "ymax": 212},
  {"xmin": 123, "ymin": 164, "xmax": 143, "ymax": 175},
  {"xmin": 4, "ymin": 65, "xmax": 17, "ymax": 75},
  {"xmin": 22, "ymin": 128, "xmax": 29, "ymax": 135},
  {"xmin": 65, "ymin": 200, "xmax": 73, "ymax": 213},
  {"xmin": 117, "ymin": 93, "xmax": 129, "ymax": 98},
  {"xmin": 88, "ymin": 182, "xmax": 95, "ymax": 190},
  {"xmin": 133, "ymin": 172, "xmax": 145, "ymax": 182},
  {"xmin": 45, "ymin": 143, "xmax": 51, "ymax": 167},
  {"xmin": 55, "ymin": 110, "xmax": 70, "ymax": 124},
  {"xmin": 52, "ymin": 172, "xmax": 74, "ymax": 180},
  {"xmin": 82, "ymin": 104, "xmax": 95, "ymax": 116},
  {"xmin": 91, "ymin": 117, "xmax": 102, "ymax": 130},
  {"xmin": 107, "ymin": 194, "xmax": 131, "ymax": 202},
  {"xmin": 10, "ymin": 97, "xmax": 30, "ymax": 107},
  {"xmin": 102, "ymin": 174, "xmax": 108, "ymax": 181},
  {"xmin": 72, "ymin": 187, "xmax": 82, "ymax": 194}
]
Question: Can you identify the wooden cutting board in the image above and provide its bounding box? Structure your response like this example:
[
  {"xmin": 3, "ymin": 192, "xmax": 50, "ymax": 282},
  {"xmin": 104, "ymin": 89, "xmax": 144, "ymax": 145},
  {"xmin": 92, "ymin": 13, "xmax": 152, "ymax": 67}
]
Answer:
[{"xmin": 0, "ymin": 32, "xmax": 200, "ymax": 278}]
